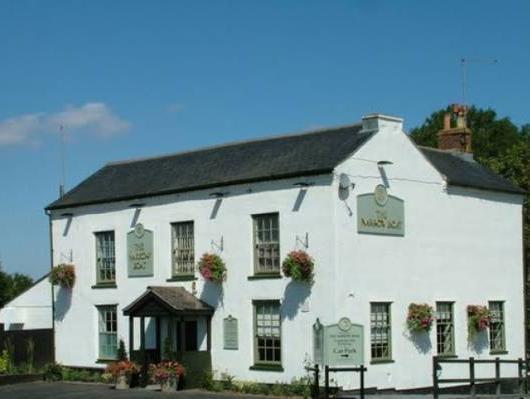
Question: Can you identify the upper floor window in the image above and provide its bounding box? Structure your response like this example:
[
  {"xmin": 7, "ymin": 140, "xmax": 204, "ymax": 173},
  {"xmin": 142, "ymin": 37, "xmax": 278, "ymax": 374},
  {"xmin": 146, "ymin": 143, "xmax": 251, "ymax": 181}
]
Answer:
[
  {"xmin": 253, "ymin": 213, "xmax": 280, "ymax": 274},
  {"xmin": 436, "ymin": 302, "xmax": 455, "ymax": 356},
  {"xmin": 370, "ymin": 302, "xmax": 392, "ymax": 361},
  {"xmin": 172, "ymin": 221, "xmax": 195, "ymax": 276},
  {"xmin": 489, "ymin": 301, "xmax": 506, "ymax": 353},
  {"xmin": 95, "ymin": 231, "xmax": 115, "ymax": 284}
]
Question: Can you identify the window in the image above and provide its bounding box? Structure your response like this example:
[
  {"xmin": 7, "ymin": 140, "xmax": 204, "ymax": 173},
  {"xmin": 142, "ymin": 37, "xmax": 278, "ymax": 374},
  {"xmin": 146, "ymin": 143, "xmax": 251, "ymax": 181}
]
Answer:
[
  {"xmin": 253, "ymin": 213, "xmax": 280, "ymax": 274},
  {"xmin": 436, "ymin": 302, "xmax": 455, "ymax": 356},
  {"xmin": 95, "ymin": 231, "xmax": 115, "ymax": 284},
  {"xmin": 172, "ymin": 222, "xmax": 195, "ymax": 276},
  {"xmin": 489, "ymin": 301, "xmax": 506, "ymax": 352},
  {"xmin": 370, "ymin": 303, "xmax": 392, "ymax": 361},
  {"xmin": 98, "ymin": 306, "xmax": 117, "ymax": 359},
  {"xmin": 254, "ymin": 301, "xmax": 281, "ymax": 365}
]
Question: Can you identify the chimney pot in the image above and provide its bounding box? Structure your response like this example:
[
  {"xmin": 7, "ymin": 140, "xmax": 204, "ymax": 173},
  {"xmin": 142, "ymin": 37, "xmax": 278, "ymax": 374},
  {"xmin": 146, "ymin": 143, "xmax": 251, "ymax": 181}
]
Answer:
[{"xmin": 443, "ymin": 113, "xmax": 451, "ymax": 130}]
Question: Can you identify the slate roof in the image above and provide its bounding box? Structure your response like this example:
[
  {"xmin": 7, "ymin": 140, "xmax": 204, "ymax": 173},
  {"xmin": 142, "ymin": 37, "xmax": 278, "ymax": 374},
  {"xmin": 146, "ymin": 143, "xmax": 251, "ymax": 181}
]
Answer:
[
  {"xmin": 46, "ymin": 124, "xmax": 370, "ymax": 210},
  {"xmin": 45, "ymin": 124, "xmax": 524, "ymax": 211},
  {"xmin": 123, "ymin": 286, "xmax": 214, "ymax": 316},
  {"xmin": 419, "ymin": 147, "xmax": 525, "ymax": 194}
]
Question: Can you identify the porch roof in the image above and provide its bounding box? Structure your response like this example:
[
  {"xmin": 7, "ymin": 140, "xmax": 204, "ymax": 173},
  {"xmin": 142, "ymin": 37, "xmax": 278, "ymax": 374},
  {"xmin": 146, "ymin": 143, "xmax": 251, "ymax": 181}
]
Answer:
[{"xmin": 122, "ymin": 286, "xmax": 214, "ymax": 317}]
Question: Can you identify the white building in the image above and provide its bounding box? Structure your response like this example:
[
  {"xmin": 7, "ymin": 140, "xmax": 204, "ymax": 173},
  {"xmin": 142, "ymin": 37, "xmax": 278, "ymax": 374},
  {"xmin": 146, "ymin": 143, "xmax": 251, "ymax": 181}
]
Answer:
[
  {"xmin": 45, "ymin": 114, "xmax": 525, "ymax": 390},
  {"xmin": 0, "ymin": 274, "xmax": 52, "ymax": 331}
]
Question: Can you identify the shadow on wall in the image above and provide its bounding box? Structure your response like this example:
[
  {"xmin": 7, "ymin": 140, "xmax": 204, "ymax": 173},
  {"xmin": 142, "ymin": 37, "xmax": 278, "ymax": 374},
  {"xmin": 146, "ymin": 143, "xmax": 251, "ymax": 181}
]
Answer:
[
  {"xmin": 405, "ymin": 330, "xmax": 432, "ymax": 354},
  {"xmin": 54, "ymin": 288, "xmax": 72, "ymax": 321},
  {"xmin": 468, "ymin": 331, "xmax": 489, "ymax": 354},
  {"xmin": 200, "ymin": 281, "xmax": 224, "ymax": 310},
  {"xmin": 282, "ymin": 280, "xmax": 312, "ymax": 320}
]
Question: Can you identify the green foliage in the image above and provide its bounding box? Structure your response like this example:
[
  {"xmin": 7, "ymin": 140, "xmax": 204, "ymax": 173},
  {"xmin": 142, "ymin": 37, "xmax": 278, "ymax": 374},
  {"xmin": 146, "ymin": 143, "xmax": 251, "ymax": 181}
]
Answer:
[
  {"xmin": 49, "ymin": 264, "xmax": 76, "ymax": 289},
  {"xmin": 26, "ymin": 338, "xmax": 35, "ymax": 374},
  {"xmin": 411, "ymin": 105, "xmax": 530, "ymax": 247},
  {"xmin": 43, "ymin": 362, "xmax": 63, "ymax": 381},
  {"xmin": 0, "ymin": 271, "xmax": 33, "ymax": 308},
  {"xmin": 282, "ymin": 250, "xmax": 315, "ymax": 283},
  {"xmin": 117, "ymin": 339, "xmax": 128, "ymax": 361},
  {"xmin": 4, "ymin": 338, "xmax": 15, "ymax": 373},
  {"xmin": 0, "ymin": 350, "xmax": 9, "ymax": 374},
  {"xmin": 61, "ymin": 367, "xmax": 104, "ymax": 382},
  {"xmin": 198, "ymin": 253, "xmax": 227, "ymax": 283}
]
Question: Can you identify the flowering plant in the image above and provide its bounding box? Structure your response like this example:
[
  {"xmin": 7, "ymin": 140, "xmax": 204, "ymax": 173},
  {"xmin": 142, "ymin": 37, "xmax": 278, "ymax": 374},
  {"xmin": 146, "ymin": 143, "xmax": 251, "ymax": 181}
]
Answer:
[
  {"xmin": 49, "ymin": 264, "xmax": 76, "ymax": 289},
  {"xmin": 467, "ymin": 305, "xmax": 492, "ymax": 337},
  {"xmin": 282, "ymin": 250, "xmax": 315, "ymax": 283},
  {"xmin": 198, "ymin": 253, "xmax": 226, "ymax": 283},
  {"xmin": 105, "ymin": 360, "xmax": 139, "ymax": 379},
  {"xmin": 149, "ymin": 361, "xmax": 185, "ymax": 384},
  {"xmin": 406, "ymin": 303, "xmax": 434, "ymax": 333}
]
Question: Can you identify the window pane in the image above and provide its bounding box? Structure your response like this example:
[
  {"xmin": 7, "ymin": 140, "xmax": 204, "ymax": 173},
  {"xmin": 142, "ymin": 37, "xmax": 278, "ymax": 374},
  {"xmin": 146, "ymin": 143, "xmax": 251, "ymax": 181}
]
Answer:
[
  {"xmin": 489, "ymin": 301, "xmax": 505, "ymax": 352},
  {"xmin": 253, "ymin": 214, "xmax": 280, "ymax": 274},
  {"xmin": 436, "ymin": 302, "xmax": 454, "ymax": 355},
  {"xmin": 98, "ymin": 306, "xmax": 117, "ymax": 359},
  {"xmin": 370, "ymin": 303, "xmax": 391, "ymax": 360},
  {"xmin": 172, "ymin": 222, "xmax": 195, "ymax": 276},
  {"xmin": 254, "ymin": 301, "xmax": 281, "ymax": 364},
  {"xmin": 96, "ymin": 232, "xmax": 115, "ymax": 284}
]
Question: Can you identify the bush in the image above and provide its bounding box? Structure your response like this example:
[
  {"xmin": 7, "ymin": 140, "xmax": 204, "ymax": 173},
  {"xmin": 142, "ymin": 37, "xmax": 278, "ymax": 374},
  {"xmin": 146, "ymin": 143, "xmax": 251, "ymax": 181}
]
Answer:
[
  {"xmin": 117, "ymin": 339, "xmax": 128, "ymax": 361},
  {"xmin": 0, "ymin": 350, "xmax": 9, "ymax": 374},
  {"xmin": 44, "ymin": 362, "xmax": 63, "ymax": 381}
]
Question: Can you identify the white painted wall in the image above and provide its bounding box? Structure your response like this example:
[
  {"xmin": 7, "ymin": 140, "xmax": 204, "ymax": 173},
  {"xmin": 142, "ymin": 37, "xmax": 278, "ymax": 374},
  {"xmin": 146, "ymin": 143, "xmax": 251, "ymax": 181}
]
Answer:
[
  {"xmin": 0, "ymin": 275, "xmax": 52, "ymax": 331},
  {"xmin": 50, "ymin": 115, "xmax": 525, "ymax": 390}
]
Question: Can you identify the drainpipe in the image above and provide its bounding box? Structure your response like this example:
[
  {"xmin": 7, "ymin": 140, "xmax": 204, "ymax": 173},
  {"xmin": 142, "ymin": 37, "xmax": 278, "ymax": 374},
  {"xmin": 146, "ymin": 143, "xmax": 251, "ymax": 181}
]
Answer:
[{"xmin": 45, "ymin": 209, "xmax": 56, "ymax": 363}]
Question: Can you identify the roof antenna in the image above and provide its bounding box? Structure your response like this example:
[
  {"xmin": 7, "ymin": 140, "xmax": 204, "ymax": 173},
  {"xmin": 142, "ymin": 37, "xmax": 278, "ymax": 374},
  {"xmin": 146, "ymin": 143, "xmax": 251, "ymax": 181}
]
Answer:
[
  {"xmin": 59, "ymin": 124, "xmax": 66, "ymax": 198},
  {"xmin": 460, "ymin": 58, "xmax": 498, "ymax": 123}
]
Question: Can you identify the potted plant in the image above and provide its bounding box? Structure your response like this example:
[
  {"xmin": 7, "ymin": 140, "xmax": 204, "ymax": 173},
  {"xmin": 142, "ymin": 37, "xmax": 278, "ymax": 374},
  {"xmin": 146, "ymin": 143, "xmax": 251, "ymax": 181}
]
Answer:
[
  {"xmin": 106, "ymin": 360, "xmax": 139, "ymax": 390},
  {"xmin": 198, "ymin": 253, "xmax": 226, "ymax": 283},
  {"xmin": 282, "ymin": 250, "xmax": 315, "ymax": 283},
  {"xmin": 406, "ymin": 303, "xmax": 434, "ymax": 333},
  {"xmin": 49, "ymin": 264, "xmax": 76, "ymax": 289},
  {"xmin": 467, "ymin": 305, "xmax": 492, "ymax": 338},
  {"xmin": 149, "ymin": 361, "xmax": 185, "ymax": 392}
]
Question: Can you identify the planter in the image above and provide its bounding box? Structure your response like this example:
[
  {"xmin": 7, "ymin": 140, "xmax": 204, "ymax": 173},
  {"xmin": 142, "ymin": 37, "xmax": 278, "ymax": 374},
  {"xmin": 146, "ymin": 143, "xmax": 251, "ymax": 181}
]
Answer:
[
  {"xmin": 406, "ymin": 303, "xmax": 434, "ymax": 333},
  {"xmin": 282, "ymin": 250, "xmax": 314, "ymax": 283},
  {"xmin": 115, "ymin": 373, "xmax": 129, "ymax": 390},
  {"xmin": 198, "ymin": 253, "xmax": 226, "ymax": 283},
  {"xmin": 160, "ymin": 376, "xmax": 178, "ymax": 392}
]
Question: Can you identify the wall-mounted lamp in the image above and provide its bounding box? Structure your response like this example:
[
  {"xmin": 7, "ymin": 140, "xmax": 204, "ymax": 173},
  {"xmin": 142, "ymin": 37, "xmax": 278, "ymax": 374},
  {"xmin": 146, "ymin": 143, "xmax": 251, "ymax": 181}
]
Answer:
[
  {"xmin": 60, "ymin": 212, "xmax": 74, "ymax": 217},
  {"xmin": 129, "ymin": 202, "xmax": 145, "ymax": 208},
  {"xmin": 293, "ymin": 182, "xmax": 314, "ymax": 188},
  {"xmin": 377, "ymin": 160, "xmax": 394, "ymax": 166}
]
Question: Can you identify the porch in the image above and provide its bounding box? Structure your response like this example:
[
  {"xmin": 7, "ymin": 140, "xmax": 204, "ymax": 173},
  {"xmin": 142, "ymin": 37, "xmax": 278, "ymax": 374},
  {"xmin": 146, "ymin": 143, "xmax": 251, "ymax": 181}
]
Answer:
[{"xmin": 123, "ymin": 286, "xmax": 214, "ymax": 387}]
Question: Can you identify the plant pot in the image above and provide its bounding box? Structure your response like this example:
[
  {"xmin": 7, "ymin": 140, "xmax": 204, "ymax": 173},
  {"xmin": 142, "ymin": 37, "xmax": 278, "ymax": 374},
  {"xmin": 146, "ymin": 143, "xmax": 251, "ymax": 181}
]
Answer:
[
  {"xmin": 160, "ymin": 376, "xmax": 178, "ymax": 392},
  {"xmin": 115, "ymin": 373, "xmax": 129, "ymax": 390}
]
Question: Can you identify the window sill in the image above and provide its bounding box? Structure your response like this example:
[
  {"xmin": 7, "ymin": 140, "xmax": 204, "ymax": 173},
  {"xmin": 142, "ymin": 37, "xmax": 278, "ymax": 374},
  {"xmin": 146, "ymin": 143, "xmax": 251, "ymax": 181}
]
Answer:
[
  {"xmin": 95, "ymin": 358, "xmax": 116, "ymax": 364},
  {"xmin": 490, "ymin": 350, "xmax": 508, "ymax": 355},
  {"xmin": 166, "ymin": 276, "xmax": 198, "ymax": 282},
  {"xmin": 247, "ymin": 274, "xmax": 282, "ymax": 280},
  {"xmin": 437, "ymin": 354, "xmax": 458, "ymax": 358},
  {"xmin": 91, "ymin": 283, "xmax": 117, "ymax": 289},
  {"xmin": 370, "ymin": 359, "xmax": 395, "ymax": 365},
  {"xmin": 249, "ymin": 364, "xmax": 284, "ymax": 372}
]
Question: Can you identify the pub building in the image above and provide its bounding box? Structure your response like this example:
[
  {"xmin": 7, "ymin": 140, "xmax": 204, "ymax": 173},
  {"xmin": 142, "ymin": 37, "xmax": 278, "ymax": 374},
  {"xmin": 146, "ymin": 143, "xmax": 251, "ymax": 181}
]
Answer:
[{"xmin": 45, "ymin": 112, "xmax": 525, "ymax": 390}]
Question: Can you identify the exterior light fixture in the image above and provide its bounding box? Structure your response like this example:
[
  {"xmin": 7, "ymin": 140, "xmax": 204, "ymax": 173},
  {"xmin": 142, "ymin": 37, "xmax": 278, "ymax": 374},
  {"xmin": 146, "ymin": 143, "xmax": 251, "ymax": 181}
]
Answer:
[
  {"xmin": 293, "ymin": 182, "xmax": 313, "ymax": 188},
  {"xmin": 129, "ymin": 202, "xmax": 145, "ymax": 208},
  {"xmin": 60, "ymin": 212, "xmax": 74, "ymax": 217},
  {"xmin": 209, "ymin": 192, "xmax": 228, "ymax": 198},
  {"xmin": 377, "ymin": 160, "xmax": 393, "ymax": 166}
]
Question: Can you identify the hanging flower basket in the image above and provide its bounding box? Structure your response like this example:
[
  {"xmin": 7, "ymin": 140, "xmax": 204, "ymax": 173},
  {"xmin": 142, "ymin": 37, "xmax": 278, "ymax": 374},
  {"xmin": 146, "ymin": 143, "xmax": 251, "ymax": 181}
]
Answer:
[
  {"xmin": 282, "ymin": 250, "xmax": 315, "ymax": 283},
  {"xmin": 106, "ymin": 360, "xmax": 139, "ymax": 390},
  {"xmin": 197, "ymin": 253, "xmax": 226, "ymax": 283},
  {"xmin": 467, "ymin": 305, "xmax": 492, "ymax": 338},
  {"xmin": 49, "ymin": 264, "xmax": 76, "ymax": 289},
  {"xmin": 149, "ymin": 361, "xmax": 185, "ymax": 392},
  {"xmin": 406, "ymin": 303, "xmax": 434, "ymax": 333}
]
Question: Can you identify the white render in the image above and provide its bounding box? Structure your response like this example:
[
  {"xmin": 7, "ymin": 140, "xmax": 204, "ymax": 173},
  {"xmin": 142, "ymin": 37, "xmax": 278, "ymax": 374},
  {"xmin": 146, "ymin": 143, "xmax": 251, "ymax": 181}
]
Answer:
[
  {"xmin": 49, "ymin": 114, "xmax": 525, "ymax": 390},
  {"xmin": 0, "ymin": 275, "xmax": 52, "ymax": 331}
]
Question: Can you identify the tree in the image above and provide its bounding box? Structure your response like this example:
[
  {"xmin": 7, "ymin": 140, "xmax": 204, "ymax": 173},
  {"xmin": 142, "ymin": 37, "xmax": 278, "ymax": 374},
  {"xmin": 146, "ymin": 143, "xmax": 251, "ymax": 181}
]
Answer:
[
  {"xmin": 0, "ymin": 270, "xmax": 34, "ymax": 308},
  {"xmin": 410, "ymin": 105, "xmax": 529, "ymax": 246}
]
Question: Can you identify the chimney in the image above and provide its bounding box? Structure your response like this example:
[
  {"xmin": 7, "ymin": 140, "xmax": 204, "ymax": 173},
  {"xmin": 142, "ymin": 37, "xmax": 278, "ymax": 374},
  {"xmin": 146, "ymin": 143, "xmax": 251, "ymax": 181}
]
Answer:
[{"xmin": 437, "ymin": 104, "xmax": 472, "ymax": 153}]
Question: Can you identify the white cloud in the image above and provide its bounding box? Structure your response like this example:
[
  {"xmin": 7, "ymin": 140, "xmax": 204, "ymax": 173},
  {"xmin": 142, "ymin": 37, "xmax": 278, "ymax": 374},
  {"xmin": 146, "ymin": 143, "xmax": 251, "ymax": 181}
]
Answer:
[{"xmin": 0, "ymin": 102, "xmax": 130, "ymax": 147}]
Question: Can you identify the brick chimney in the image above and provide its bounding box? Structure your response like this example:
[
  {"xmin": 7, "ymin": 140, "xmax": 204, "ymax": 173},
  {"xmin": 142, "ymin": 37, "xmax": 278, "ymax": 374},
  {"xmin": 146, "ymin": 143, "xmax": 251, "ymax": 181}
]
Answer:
[{"xmin": 437, "ymin": 104, "xmax": 472, "ymax": 153}]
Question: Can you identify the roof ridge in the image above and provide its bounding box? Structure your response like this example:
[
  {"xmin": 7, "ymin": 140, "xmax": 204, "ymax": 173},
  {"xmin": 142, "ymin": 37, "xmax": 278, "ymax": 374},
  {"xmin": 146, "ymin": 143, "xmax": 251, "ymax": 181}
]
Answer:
[{"xmin": 107, "ymin": 122, "xmax": 362, "ymax": 167}]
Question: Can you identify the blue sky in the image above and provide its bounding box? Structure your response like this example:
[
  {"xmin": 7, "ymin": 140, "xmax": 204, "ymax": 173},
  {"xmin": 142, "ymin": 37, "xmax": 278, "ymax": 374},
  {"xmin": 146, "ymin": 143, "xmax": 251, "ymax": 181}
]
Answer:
[{"xmin": 1, "ymin": 1, "xmax": 529, "ymax": 279}]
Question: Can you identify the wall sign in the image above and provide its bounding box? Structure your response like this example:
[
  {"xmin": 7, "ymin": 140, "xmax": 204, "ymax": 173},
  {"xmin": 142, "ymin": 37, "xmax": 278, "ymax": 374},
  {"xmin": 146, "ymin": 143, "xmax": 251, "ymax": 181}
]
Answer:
[
  {"xmin": 324, "ymin": 317, "xmax": 364, "ymax": 366},
  {"xmin": 127, "ymin": 223, "xmax": 154, "ymax": 277},
  {"xmin": 223, "ymin": 316, "xmax": 238, "ymax": 350},
  {"xmin": 357, "ymin": 185, "xmax": 405, "ymax": 236}
]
